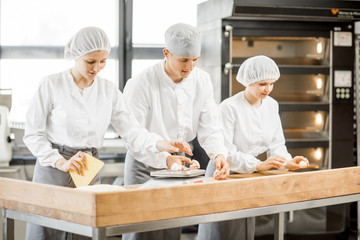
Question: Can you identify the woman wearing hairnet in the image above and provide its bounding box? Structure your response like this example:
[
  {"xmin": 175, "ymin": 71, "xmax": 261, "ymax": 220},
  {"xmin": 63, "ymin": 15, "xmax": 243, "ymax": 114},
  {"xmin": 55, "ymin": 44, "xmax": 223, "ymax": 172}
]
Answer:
[
  {"xmin": 197, "ymin": 55, "xmax": 309, "ymax": 240},
  {"xmin": 122, "ymin": 23, "xmax": 230, "ymax": 240},
  {"xmin": 23, "ymin": 26, "xmax": 190, "ymax": 240}
]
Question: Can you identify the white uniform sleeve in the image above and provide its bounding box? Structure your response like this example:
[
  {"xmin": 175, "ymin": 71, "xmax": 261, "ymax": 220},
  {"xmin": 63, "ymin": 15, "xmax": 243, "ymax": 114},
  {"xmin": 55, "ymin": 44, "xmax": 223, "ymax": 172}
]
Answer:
[
  {"xmin": 122, "ymin": 79, "xmax": 169, "ymax": 168},
  {"xmin": 197, "ymin": 79, "xmax": 228, "ymax": 161},
  {"xmin": 220, "ymin": 103, "xmax": 260, "ymax": 173},
  {"xmin": 110, "ymin": 88, "xmax": 164, "ymax": 162},
  {"xmin": 23, "ymin": 79, "xmax": 64, "ymax": 167}
]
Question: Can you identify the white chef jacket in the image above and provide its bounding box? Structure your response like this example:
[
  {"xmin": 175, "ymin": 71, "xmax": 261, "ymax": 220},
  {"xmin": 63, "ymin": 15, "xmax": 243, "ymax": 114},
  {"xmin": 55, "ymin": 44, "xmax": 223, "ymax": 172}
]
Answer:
[
  {"xmin": 123, "ymin": 60, "xmax": 227, "ymax": 169},
  {"xmin": 219, "ymin": 91, "xmax": 292, "ymax": 173},
  {"xmin": 24, "ymin": 69, "xmax": 162, "ymax": 167}
]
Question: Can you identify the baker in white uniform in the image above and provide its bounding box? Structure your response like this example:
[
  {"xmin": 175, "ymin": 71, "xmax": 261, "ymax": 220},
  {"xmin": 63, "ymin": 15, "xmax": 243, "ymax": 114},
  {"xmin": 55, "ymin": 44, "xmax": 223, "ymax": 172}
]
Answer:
[
  {"xmin": 198, "ymin": 55, "xmax": 309, "ymax": 240},
  {"xmin": 23, "ymin": 26, "xmax": 189, "ymax": 240},
  {"xmin": 122, "ymin": 23, "xmax": 230, "ymax": 240}
]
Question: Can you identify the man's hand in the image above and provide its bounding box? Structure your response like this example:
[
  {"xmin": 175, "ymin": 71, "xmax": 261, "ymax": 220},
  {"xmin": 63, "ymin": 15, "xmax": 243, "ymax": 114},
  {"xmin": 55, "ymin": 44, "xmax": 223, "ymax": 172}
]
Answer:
[
  {"xmin": 55, "ymin": 151, "xmax": 87, "ymax": 176},
  {"xmin": 166, "ymin": 155, "xmax": 193, "ymax": 170},
  {"xmin": 213, "ymin": 154, "xmax": 230, "ymax": 180},
  {"xmin": 172, "ymin": 141, "xmax": 193, "ymax": 156},
  {"xmin": 156, "ymin": 140, "xmax": 193, "ymax": 156}
]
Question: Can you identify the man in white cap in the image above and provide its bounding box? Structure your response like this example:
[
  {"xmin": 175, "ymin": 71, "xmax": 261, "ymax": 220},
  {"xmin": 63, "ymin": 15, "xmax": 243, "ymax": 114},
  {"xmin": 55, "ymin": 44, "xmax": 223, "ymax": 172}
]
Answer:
[{"xmin": 122, "ymin": 23, "xmax": 230, "ymax": 240}]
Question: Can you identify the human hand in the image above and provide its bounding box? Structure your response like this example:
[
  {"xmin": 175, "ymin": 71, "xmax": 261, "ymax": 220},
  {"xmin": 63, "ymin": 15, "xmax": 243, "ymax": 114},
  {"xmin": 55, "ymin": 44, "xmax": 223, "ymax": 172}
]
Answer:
[
  {"xmin": 166, "ymin": 155, "xmax": 193, "ymax": 170},
  {"xmin": 55, "ymin": 151, "xmax": 87, "ymax": 175},
  {"xmin": 285, "ymin": 156, "xmax": 309, "ymax": 170},
  {"xmin": 172, "ymin": 141, "xmax": 193, "ymax": 156},
  {"xmin": 212, "ymin": 154, "xmax": 230, "ymax": 180},
  {"xmin": 156, "ymin": 140, "xmax": 193, "ymax": 156},
  {"xmin": 256, "ymin": 155, "xmax": 286, "ymax": 171}
]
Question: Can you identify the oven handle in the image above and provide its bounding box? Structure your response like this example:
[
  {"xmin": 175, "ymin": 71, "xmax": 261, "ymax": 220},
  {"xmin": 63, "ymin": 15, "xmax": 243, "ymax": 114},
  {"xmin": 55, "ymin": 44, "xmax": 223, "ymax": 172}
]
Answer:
[
  {"xmin": 224, "ymin": 25, "xmax": 233, "ymax": 76},
  {"xmin": 224, "ymin": 62, "xmax": 232, "ymax": 75},
  {"xmin": 224, "ymin": 25, "xmax": 233, "ymax": 96}
]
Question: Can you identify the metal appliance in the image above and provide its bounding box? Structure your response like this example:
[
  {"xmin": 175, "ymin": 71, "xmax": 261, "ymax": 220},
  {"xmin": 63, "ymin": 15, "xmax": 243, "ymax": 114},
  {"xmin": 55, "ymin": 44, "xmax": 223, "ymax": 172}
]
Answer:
[{"xmin": 197, "ymin": 0, "xmax": 360, "ymax": 238}]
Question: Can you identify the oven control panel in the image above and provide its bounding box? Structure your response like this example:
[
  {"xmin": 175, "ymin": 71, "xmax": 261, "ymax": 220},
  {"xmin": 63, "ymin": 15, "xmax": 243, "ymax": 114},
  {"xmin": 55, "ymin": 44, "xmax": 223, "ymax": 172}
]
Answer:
[
  {"xmin": 335, "ymin": 87, "xmax": 351, "ymax": 100},
  {"xmin": 334, "ymin": 70, "xmax": 352, "ymax": 102}
]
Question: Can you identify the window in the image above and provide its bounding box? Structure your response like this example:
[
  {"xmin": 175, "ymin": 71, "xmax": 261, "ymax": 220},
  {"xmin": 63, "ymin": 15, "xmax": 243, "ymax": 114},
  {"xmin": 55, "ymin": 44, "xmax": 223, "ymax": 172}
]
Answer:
[
  {"xmin": 0, "ymin": 0, "xmax": 119, "ymax": 123},
  {"xmin": 0, "ymin": 0, "xmax": 207, "ymax": 123},
  {"xmin": 132, "ymin": 0, "xmax": 207, "ymax": 75}
]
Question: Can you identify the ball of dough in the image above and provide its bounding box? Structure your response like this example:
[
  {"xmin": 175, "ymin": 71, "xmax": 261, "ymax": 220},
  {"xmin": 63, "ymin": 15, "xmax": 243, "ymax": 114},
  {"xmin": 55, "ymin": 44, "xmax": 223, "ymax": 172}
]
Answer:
[
  {"xmin": 299, "ymin": 161, "xmax": 307, "ymax": 168},
  {"xmin": 190, "ymin": 160, "xmax": 200, "ymax": 169},
  {"xmin": 171, "ymin": 163, "xmax": 182, "ymax": 171}
]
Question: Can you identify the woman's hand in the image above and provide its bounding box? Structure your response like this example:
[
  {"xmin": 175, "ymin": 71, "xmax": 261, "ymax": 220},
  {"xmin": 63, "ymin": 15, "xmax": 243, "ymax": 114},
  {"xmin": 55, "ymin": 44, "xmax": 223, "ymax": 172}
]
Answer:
[
  {"xmin": 285, "ymin": 156, "xmax": 309, "ymax": 170},
  {"xmin": 156, "ymin": 140, "xmax": 193, "ymax": 156},
  {"xmin": 213, "ymin": 154, "xmax": 230, "ymax": 180},
  {"xmin": 256, "ymin": 155, "xmax": 286, "ymax": 171},
  {"xmin": 55, "ymin": 151, "xmax": 87, "ymax": 175},
  {"xmin": 166, "ymin": 155, "xmax": 193, "ymax": 170}
]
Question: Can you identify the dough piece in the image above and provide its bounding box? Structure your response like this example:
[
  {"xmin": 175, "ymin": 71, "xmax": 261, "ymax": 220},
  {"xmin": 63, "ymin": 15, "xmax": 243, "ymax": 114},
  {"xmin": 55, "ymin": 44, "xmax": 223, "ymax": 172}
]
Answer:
[
  {"xmin": 190, "ymin": 160, "xmax": 200, "ymax": 169},
  {"xmin": 213, "ymin": 169, "xmax": 220, "ymax": 178},
  {"xmin": 171, "ymin": 162, "xmax": 182, "ymax": 171},
  {"xmin": 299, "ymin": 161, "xmax": 308, "ymax": 168}
]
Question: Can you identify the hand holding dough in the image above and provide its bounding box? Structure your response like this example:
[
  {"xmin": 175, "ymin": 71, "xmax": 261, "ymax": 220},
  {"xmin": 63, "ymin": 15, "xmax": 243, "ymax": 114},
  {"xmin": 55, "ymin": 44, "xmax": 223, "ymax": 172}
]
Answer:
[
  {"xmin": 299, "ymin": 161, "xmax": 308, "ymax": 168},
  {"xmin": 213, "ymin": 169, "xmax": 220, "ymax": 178}
]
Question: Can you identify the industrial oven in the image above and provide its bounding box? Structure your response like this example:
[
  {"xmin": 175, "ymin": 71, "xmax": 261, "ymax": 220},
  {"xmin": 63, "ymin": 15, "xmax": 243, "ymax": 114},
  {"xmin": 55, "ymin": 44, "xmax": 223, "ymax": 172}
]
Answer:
[{"xmin": 197, "ymin": 0, "xmax": 360, "ymax": 239}]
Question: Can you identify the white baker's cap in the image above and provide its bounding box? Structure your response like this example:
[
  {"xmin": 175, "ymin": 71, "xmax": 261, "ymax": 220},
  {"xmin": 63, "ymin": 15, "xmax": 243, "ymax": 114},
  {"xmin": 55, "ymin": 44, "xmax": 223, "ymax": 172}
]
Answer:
[
  {"xmin": 165, "ymin": 23, "xmax": 201, "ymax": 57},
  {"xmin": 64, "ymin": 26, "xmax": 111, "ymax": 60},
  {"xmin": 236, "ymin": 55, "xmax": 280, "ymax": 87}
]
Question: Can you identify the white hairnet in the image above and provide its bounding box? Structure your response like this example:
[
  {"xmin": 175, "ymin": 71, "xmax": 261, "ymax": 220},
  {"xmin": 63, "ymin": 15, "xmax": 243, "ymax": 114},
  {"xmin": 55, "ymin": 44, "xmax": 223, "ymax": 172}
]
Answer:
[
  {"xmin": 236, "ymin": 55, "xmax": 280, "ymax": 87},
  {"xmin": 165, "ymin": 23, "xmax": 201, "ymax": 57},
  {"xmin": 64, "ymin": 27, "xmax": 111, "ymax": 60}
]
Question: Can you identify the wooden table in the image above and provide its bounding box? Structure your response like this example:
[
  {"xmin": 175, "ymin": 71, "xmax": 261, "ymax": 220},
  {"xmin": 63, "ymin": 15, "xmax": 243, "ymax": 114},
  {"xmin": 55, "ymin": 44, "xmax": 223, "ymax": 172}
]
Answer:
[{"xmin": 2, "ymin": 167, "xmax": 360, "ymax": 240}]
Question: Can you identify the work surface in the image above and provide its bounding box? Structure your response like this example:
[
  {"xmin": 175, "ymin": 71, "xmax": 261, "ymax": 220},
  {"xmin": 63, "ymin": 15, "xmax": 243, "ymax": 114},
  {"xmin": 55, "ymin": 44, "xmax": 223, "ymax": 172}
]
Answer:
[{"xmin": 1, "ymin": 167, "xmax": 360, "ymax": 228}]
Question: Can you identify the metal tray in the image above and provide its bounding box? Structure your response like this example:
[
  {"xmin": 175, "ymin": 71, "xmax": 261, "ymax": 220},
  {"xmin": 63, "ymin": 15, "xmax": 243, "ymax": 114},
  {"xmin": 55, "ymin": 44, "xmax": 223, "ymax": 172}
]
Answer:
[{"xmin": 150, "ymin": 169, "xmax": 206, "ymax": 178}]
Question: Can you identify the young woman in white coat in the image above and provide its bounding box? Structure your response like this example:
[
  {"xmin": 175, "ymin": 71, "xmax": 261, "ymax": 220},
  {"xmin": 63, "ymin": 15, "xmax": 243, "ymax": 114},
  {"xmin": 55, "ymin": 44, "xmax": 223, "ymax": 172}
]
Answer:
[
  {"xmin": 23, "ymin": 26, "xmax": 189, "ymax": 240},
  {"xmin": 122, "ymin": 23, "xmax": 230, "ymax": 240},
  {"xmin": 198, "ymin": 55, "xmax": 309, "ymax": 240}
]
